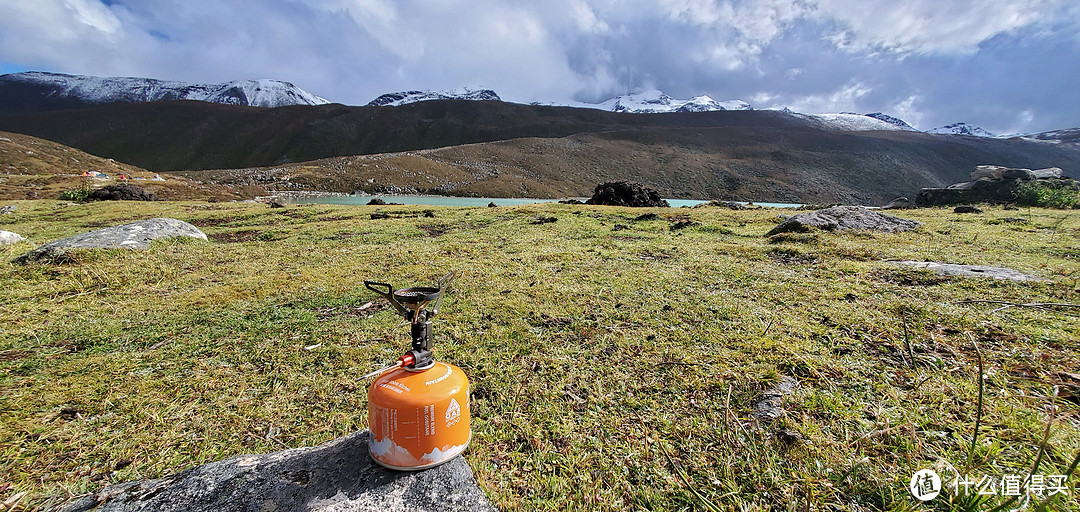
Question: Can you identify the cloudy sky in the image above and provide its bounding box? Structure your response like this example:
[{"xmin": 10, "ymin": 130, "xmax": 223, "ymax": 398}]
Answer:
[{"xmin": 1, "ymin": 0, "xmax": 1078, "ymax": 134}]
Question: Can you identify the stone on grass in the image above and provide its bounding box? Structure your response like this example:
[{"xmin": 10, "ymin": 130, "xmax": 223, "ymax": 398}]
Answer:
[
  {"xmin": 953, "ymin": 205, "xmax": 983, "ymax": 214},
  {"xmin": 752, "ymin": 376, "xmax": 798, "ymax": 421},
  {"xmin": 1002, "ymin": 168, "xmax": 1036, "ymax": 180},
  {"xmin": 0, "ymin": 231, "xmax": 26, "ymax": 246},
  {"xmin": 585, "ymin": 181, "xmax": 669, "ymax": 208},
  {"xmin": 14, "ymin": 218, "xmax": 206, "ymax": 264},
  {"xmin": 0, "ymin": 205, "xmax": 16, "ymax": 214},
  {"xmin": 880, "ymin": 197, "xmax": 912, "ymax": 209},
  {"xmin": 1030, "ymin": 167, "xmax": 1063, "ymax": 179},
  {"xmin": 60, "ymin": 430, "xmax": 494, "ymax": 512},
  {"xmin": 694, "ymin": 200, "xmax": 749, "ymax": 210},
  {"xmin": 895, "ymin": 261, "xmax": 1045, "ymax": 282},
  {"xmin": 971, "ymin": 165, "xmax": 1009, "ymax": 180},
  {"xmin": 766, "ymin": 206, "xmax": 921, "ymax": 236}
]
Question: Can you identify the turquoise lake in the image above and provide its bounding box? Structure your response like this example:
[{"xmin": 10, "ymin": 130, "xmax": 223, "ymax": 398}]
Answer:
[{"xmin": 293, "ymin": 195, "xmax": 802, "ymax": 209}]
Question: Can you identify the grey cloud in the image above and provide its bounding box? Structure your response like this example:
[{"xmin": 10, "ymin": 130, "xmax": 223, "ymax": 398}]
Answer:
[{"xmin": 0, "ymin": 0, "xmax": 1077, "ymax": 133}]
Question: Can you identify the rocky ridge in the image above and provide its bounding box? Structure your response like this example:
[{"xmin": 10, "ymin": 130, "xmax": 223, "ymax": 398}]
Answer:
[{"xmin": 0, "ymin": 71, "xmax": 329, "ymax": 114}]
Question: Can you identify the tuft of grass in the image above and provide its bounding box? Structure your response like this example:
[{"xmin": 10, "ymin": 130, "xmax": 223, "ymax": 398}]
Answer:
[
  {"xmin": 1014, "ymin": 181, "xmax": 1080, "ymax": 209},
  {"xmin": 0, "ymin": 201, "xmax": 1078, "ymax": 511},
  {"xmin": 57, "ymin": 179, "xmax": 94, "ymax": 202}
]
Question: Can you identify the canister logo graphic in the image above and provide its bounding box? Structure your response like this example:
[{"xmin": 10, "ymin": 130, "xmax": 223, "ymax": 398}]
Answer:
[{"xmin": 446, "ymin": 397, "xmax": 461, "ymax": 427}]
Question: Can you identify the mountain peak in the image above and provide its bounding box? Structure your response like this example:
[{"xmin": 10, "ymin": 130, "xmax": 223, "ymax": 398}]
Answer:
[
  {"xmin": 366, "ymin": 88, "xmax": 501, "ymax": 107},
  {"xmin": 928, "ymin": 122, "xmax": 997, "ymax": 137},
  {"xmin": 0, "ymin": 71, "xmax": 329, "ymax": 113},
  {"xmin": 572, "ymin": 90, "xmax": 752, "ymax": 113}
]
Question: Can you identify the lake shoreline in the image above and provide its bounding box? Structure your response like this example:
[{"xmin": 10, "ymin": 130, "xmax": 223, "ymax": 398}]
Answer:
[{"xmin": 277, "ymin": 191, "xmax": 803, "ymax": 209}]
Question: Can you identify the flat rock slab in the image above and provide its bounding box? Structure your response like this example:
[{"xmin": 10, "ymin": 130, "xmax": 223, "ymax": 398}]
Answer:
[
  {"xmin": 752, "ymin": 376, "xmax": 799, "ymax": 421},
  {"xmin": 59, "ymin": 431, "xmax": 495, "ymax": 512},
  {"xmin": 895, "ymin": 261, "xmax": 1045, "ymax": 282},
  {"xmin": 14, "ymin": 218, "xmax": 206, "ymax": 264},
  {"xmin": 0, "ymin": 230, "xmax": 26, "ymax": 246},
  {"xmin": 766, "ymin": 206, "xmax": 921, "ymax": 236}
]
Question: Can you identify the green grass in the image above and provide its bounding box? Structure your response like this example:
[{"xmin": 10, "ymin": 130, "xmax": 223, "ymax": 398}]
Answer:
[
  {"xmin": 1, "ymin": 200, "xmax": 1079, "ymax": 511},
  {"xmin": 1014, "ymin": 181, "xmax": 1080, "ymax": 209}
]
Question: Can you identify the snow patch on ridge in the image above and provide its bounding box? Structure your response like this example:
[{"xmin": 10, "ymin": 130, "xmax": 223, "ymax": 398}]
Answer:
[{"xmin": 789, "ymin": 112, "xmax": 918, "ymax": 132}]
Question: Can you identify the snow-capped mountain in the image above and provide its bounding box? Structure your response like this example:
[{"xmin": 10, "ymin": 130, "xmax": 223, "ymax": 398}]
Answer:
[
  {"xmin": 789, "ymin": 112, "xmax": 918, "ymax": 132},
  {"xmin": 862, "ymin": 112, "xmax": 917, "ymax": 131},
  {"xmin": 1019, "ymin": 128, "xmax": 1080, "ymax": 144},
  {"xmin": 572, "ymin": 90, "xmax": 752, "ymax": 113},
  {"xmin": 0, "ymin": 71, "xmax": 329, "ymax": 113},
  {"xmin": 928, "ymin": 122, "xmax": 997, "ymax": 137},
  {"xmin": 367, "ymin": 88, "xmax": 501, "ymax": 107}
]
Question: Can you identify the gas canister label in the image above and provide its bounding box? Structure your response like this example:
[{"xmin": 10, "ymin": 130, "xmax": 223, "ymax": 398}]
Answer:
[
  {"xmin": 424, "ymin": 404, "xmax": 435, "ymax": 436},
  {"xmin": 425, "ymin": 365, "xmax": 453, "ymax": 386},
  {"xmin": 445, "ymin": 397, "xmax": 461, "ymax": 428}
]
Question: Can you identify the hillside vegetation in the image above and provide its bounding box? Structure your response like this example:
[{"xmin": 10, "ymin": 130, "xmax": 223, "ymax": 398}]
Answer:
[
  {"xmin": 0, "ymin": 131, "xmax": 261, "ymax": 201},
  {"xmin": 181, "ymin": 128, "xmax": 1080, "ymax": 205},
  {"xmin": 1, "ymin": 200, "xmax": 1077, "ymax": 510}
]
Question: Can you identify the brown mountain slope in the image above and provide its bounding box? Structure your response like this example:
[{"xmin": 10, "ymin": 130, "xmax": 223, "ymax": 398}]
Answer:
[
  {"xmin": 0, "ymin": 100, "xmax": 823, "ymax": 171},
  {"xmin": 2, "ymin": 100, "xmax": 1078, "ymax": 203},
  {"xmin": 0, "ymin": 131, "xmax": 259, "ymax": 201},
  {"xmin": 177, "ymin": 127, "xmax": 1080, "ymax": 205}
]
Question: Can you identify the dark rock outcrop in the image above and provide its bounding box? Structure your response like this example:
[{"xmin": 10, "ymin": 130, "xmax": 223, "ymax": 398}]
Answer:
[
  {"xmin": 59, "ymin": 430, "xmax": 495, "ymax": 512},
  {"xmin": 917, "ymin": 166, "xmax": 1078, "ymax": 206},
  {"xmin": 14, "ymin": 218, "xmax": 206, "ymax": 264},
  {"xmin": 765, "ymin": 206, "xmax": 921, "ymax": 236},
  {"xmin": 87, "ymin": 183, "xmax": 159, "ymax": 201},
  {"xmin": 953, "ymin": 205, "xmax": 983, "ymax": 214},
  {"xmin": 585, "ymin": 181, "xmax": 669, "ymax": 208}
]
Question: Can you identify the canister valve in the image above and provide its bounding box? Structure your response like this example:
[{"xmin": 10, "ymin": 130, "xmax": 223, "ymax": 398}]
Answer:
[{"xmin": 363, "ymin": 272, "xmax": 455, "ymax": 374}]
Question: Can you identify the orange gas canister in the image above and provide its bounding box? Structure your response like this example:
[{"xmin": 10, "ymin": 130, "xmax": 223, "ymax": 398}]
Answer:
[
  {"xmin": 362, "ymin": 273, "xmax": 471, "ymax": 471},
  {"xmin": 368, "ymin": 361, "xmax": 471, "ymax": 470}
]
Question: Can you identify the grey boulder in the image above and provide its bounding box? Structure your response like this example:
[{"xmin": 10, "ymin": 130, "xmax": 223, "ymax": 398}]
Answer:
[
  {"xmin": 14, "ymin": 218, "xmax": 206, "ymax": 264},
  {"xmin": 766, "ymin": 206, "xmax": 921, "ymax": 236},
  {"xmin": 59, "ymin": 431, "xmax": 495, "ymax": 512},
  {"xmin": 0, "ymin": 230, "xmax": 26, "ymax": 246}
]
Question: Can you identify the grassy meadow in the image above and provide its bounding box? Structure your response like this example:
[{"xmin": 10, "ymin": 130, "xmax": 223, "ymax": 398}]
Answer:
[{"xmin": 1, "ymin": 200, "xmax": 1078, "ymax": 511}]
